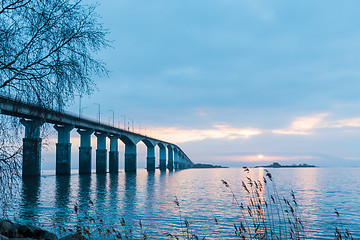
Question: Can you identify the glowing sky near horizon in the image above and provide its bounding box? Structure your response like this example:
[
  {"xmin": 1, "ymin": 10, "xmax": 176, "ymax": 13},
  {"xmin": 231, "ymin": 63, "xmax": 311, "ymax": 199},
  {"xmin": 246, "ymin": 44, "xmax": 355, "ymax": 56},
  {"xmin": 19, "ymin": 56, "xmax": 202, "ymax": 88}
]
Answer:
[{"xmin": 54, "ymin": 0, "xmax": 360, "ymax": 168}]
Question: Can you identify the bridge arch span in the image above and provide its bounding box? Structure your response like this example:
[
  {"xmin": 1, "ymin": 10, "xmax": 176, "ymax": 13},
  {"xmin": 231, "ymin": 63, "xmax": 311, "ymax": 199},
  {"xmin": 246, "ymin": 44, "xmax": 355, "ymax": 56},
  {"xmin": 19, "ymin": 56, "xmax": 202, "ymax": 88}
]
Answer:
[
  {"xmin": 140, "ymin": 138, "xmax": 155, "ymax": 148},
  {"xmin": 119, "ymin": 134, "xmax": 138, "ymax": 145}
]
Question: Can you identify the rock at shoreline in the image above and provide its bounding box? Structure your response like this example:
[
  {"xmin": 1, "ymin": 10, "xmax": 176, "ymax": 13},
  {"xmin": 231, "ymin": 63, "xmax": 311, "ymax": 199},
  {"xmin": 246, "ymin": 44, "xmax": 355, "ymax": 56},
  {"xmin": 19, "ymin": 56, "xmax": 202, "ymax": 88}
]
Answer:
[
  {"xmin": 59, "ymin": 233, "xmax": 86, "ymax": 240},
  {"xmin": 0, "ymin": 220, "xmax": 17, "ymax": 238},
  {"xmin": 0, "ymin": 234, "xmax": 8, "ymax": 239},
  {"xmin": 0, "ymin": 220, "xmax": 58, "ymax": 240}
]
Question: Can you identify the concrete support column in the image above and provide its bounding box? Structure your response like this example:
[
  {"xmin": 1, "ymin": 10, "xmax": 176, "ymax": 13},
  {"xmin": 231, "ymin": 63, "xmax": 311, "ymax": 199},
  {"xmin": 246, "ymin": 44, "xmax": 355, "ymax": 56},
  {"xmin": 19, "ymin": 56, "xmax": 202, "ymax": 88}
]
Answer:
[
  {"xmin": 20, "ymin": 119, "xmax": 43, "ymax": 177},
  {"xmin": 159, "ymin": 147, "xmax": 166, "ymax": 171},
  {"xmin": 178, "ymin": 153, "xmax": 182, "ymax": 169},
  {"xmin": 125, "ymin": 143, "xmax": 136, "ymax": 172},
  {"xmin": 167, "ymin": 148, "xmax": 174, "ymax": 171},
  {"xmin": 179, "ymin": 155, "xmax": 188, "ymax": 169},
  {"xmin": 95, "ymin": 132, "xmax": 108, "ymax": 174},
  {"xmin": 179, "ymin": 155, "xmax": 184, "ymax": 169},
  {"xmin": 77, "ymin": 128, "xmax": 94, "ymax": 174},
  {"xmin": 174, "ymin": 151, "xmax": 179, "ymax": 170},
  {"xmin": 146, "ymin": 146, "xmax": 155, "ymax": 171},
  {"xmin": 109, "ymin": 135, "xmax": 119, "ymax": 173},
  {"xmin": 54, "ymin": 124, "xmax": 74, "ymax": 175}
]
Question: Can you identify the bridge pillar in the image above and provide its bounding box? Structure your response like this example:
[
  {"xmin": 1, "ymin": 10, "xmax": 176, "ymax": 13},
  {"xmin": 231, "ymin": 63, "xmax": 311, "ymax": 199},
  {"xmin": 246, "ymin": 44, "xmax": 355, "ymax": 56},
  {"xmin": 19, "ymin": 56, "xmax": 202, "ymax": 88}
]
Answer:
[
  {"xmin": 125, "ymin": 143, "xmax": 136, "ymax": 172},
  {"xmin": 95, "ymin": 132, "xmax": 108, "ymax": 174},
  {"xmin": 159, "ymin": 146, "xmax": 166, "ymax": 171},
  {"xmin": 109, "ymin": 135, "xmax": 119, "ymax": 173},
  {"xmin": 20, "ymin": 119, "xmax": 43, "ymax": 177},
  {"xmin": 178, "ymin": 153, "xmax": 183, "ymax": 169},
  {"xmin": 54, "ymin": 124, "xmax": 74, "ymax": 175},
  {"xmin": 77, "ymin": 128, "xmax": 94, "ymax": 174},
  {"xmin": 174, "ymin": 150, "xmax": 179, "ymax": 170},
  {"xmin": 179, "ymin": 155, "xmax": 187, "ymax": 169},
  {"xmin": 146, "ymin": 146, "xmax": 155, "ymax": 171},
  {"xmin": 167, "ymin": 147, "xmax": 174, "ymax": 171}
]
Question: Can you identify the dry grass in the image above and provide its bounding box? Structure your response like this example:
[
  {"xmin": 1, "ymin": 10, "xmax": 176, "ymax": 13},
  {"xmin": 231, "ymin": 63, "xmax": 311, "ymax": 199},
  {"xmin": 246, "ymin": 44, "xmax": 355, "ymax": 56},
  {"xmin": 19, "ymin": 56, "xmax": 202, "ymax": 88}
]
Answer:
[{"xmin": 221, "ymin": 167, "xmax": 305, "ymax": 240}]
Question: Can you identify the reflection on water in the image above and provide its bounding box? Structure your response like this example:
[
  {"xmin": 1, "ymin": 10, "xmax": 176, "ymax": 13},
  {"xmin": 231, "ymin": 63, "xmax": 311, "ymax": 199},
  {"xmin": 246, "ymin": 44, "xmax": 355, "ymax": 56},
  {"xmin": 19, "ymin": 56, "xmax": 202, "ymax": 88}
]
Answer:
[
  {"xmin": 109, "ymin": 173, "xmax": 119, "ymax": 213},
  {"xmin": 78, "ymin": 174, "xmax": 91, "ymax": 210},
  {"xmin": 124, "ymin": 173, "xmax": 137, "ymax": 217},
  {"xmin": 55, "ymin": 175, "xmax": 71, "ymax": 223},
  {"xmin": 146, "ymin": 172, "xmax": 155, "ymax": 212},
  {"xmin": 55, "ymin": 176, "xmax": 71, "ymax": 207},
  {"xmin": 21, "ymin": 177, "xmax": 41, "ymax": 221},
  {"xmin": 11, "ymin": 168, "xmax": 360, "ymax": 239},
  {"xmin": 95, "ymin": 174, "xmax": 107, "ymax": 205}
]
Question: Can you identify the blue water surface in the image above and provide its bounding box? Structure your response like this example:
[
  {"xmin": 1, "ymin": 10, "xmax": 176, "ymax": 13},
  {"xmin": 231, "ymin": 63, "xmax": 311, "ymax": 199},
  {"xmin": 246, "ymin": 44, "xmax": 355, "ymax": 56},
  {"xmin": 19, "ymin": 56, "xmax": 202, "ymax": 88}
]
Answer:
[{"xmin": 7, "ymin": 167, "xmax": 360, "ymax": 239}]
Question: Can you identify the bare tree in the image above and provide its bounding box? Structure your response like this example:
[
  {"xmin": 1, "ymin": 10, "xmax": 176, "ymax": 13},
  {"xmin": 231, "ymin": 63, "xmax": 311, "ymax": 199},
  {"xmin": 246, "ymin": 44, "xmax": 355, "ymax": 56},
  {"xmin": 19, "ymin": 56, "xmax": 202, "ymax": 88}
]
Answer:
[
  {"xmin": 0, "ymin": 0, "xmax": 109, "ymax": 109},
  {"xmin": 0, "ymin": 115, "xmax": 22, "ymax": 217},
  {"xmin": 0, "ymin": 0, "xmax": 109, "ymax": 217}
]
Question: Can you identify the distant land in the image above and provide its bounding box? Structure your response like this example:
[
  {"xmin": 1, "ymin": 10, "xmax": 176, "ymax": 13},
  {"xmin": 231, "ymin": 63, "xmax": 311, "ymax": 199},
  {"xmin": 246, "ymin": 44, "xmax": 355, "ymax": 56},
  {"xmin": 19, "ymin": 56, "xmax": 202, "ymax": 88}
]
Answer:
[
  {"xmin": 255, "ymin": 162, "xmax": 316, "ymax": 168},
  {"xmin": 191, "ymin": 163, "xmax": 228, "ymax": 168}
]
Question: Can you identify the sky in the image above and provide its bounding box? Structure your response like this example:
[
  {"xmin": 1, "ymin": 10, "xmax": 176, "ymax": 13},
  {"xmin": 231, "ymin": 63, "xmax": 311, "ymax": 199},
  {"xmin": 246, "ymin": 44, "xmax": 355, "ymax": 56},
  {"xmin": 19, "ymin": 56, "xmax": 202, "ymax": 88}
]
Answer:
[{"xmin": 43, "ymin": 0, "xmax": 360, "ymax": 168}]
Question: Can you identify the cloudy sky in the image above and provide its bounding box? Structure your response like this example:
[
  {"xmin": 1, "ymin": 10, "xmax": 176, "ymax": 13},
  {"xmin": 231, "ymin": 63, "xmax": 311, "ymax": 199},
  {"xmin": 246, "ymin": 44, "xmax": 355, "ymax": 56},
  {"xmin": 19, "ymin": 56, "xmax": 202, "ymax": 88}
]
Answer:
[{"xmin": 50, "ymin": 0, "xmax": 360, "ymax": 168}]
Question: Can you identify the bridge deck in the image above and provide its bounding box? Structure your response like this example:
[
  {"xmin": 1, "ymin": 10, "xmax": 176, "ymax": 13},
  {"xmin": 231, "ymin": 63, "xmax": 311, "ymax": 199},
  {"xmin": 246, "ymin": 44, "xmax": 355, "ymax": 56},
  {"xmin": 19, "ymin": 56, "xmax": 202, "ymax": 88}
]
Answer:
[{"xmin": 0, "ymin": 95, "xmax": 193, "ymax": 164}]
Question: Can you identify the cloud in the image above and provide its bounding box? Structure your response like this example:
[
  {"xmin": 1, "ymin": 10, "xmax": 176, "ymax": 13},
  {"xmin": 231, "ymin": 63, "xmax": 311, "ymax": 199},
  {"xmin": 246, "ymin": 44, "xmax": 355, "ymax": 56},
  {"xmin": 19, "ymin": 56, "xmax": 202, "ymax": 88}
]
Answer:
[
  {"xmin": 325, "ymin": 117, "xmax": 360, "ymax": 128},
  {"xmin": 44, "ymin": 124, "xmax": 261, "ymax": 147},
  {"xmin": 152, "ymin": 125, "xmax": 262, "ymax": 143},
  {"xmin": 271, "ymin": 112, "xmax": 360, "ymax": 136},
  {"xmin": 220, "ymin": 153, "xmax": 319, "ymax": 163},
  {"xmin": 272, "ymin": 113, "xmax": 328, "ymax": 135}
]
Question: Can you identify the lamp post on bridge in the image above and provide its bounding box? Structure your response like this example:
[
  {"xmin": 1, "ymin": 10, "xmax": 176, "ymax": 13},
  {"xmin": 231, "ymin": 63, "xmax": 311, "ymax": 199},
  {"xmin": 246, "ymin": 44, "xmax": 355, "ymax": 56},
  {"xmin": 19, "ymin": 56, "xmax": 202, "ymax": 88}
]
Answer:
[
  {"xmin": 120, "ymin": 115, "xmax": 126, "ymax": 129},
  {"xmin": 80, "ymin": 107, "xmax": 87, "ymax": 117},
  {"xmin": 75, "ymin": 94, "xmax": 82, "ymax": 118},
  {"xmin": 129, "ymin": 119, "xmax": 134, "ymax": 132},
  {"xmin": 93, "ymin": 103, "xmax": 101, "ymax": 123},
  {"xmin": 108, "ymin": 109, "xmax": 114, "ymax": 126}
]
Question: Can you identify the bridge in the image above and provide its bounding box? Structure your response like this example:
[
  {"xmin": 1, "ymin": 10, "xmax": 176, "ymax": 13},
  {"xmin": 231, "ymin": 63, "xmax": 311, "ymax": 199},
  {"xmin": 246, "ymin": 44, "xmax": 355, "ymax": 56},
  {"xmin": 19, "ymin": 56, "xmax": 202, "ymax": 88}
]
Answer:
[{"xmin": 0, "ymin": 96, "xmax": 194, "ymax": 177}]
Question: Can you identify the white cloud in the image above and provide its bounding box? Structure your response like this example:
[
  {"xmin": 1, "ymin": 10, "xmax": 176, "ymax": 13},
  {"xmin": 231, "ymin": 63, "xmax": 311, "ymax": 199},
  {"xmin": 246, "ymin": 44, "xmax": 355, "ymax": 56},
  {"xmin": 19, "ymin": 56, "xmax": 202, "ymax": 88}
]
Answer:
[
  {"xmin": 152, "ymin": 124, "xmax": 262, "ymax": 143},
  {"xmin": 271, "ymin": 112, "xmax": 360, "ymax": 136},
  {"xmin": 221, "ymin": 154, "xmax": 319, "ymax": 163},
  {"xmin": 272, "ymin": 113, "xmax": 328, "ymax": 135},
  {"xmin": 325, "ymin": 117, "xmax": 360, "ymax": 128}
]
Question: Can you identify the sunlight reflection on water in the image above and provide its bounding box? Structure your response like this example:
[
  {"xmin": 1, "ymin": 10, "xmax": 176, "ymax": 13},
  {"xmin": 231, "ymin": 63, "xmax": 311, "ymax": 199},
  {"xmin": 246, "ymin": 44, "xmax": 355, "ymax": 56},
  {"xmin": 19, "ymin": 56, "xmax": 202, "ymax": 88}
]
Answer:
[{"xmin": 6, "ymin": 167, "xmax": 360, "ymax": 239}]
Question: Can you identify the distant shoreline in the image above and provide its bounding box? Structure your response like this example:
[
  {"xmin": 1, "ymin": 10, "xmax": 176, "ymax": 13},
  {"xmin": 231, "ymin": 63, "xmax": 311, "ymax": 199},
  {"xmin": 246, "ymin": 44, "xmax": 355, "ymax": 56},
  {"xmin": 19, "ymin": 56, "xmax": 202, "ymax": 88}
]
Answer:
[
  {"xmin": 255, "ymin": 162, "xmax": 316, "ymax": 168},
  {"xmin": 191, "ymin": 163, "xmax": 228, "ymax": 168}
]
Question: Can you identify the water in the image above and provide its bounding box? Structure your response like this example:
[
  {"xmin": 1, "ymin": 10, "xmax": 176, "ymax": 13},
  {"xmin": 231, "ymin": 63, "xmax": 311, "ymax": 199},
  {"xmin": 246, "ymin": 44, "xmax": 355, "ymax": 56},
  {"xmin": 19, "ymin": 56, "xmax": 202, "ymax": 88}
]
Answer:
[{"xmin": 6, "ymin": 167, "xmax": 360, "ymax": 239}]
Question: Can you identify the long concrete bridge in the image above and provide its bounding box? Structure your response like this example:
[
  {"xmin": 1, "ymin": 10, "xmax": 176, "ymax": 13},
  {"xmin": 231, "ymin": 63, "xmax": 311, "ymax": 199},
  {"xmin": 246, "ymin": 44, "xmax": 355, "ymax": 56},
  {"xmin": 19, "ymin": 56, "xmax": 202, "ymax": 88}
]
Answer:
[{"xmin": 0, "ymin": 96, "xmax": 194, "ymax": 177}]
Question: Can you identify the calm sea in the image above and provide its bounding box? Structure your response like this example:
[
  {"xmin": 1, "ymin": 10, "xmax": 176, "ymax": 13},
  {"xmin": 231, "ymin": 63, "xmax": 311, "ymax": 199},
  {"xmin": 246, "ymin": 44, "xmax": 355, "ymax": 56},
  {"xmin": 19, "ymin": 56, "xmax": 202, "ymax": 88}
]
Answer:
[{"xmin": 7, "ymin": 167, "xmax": 360, "ymax": 239}]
